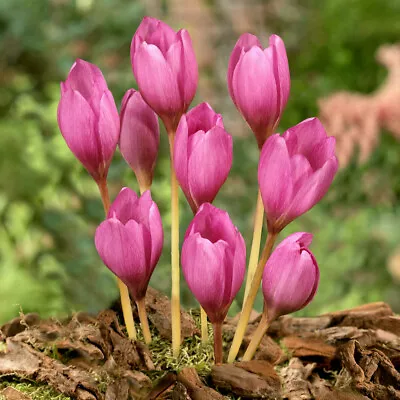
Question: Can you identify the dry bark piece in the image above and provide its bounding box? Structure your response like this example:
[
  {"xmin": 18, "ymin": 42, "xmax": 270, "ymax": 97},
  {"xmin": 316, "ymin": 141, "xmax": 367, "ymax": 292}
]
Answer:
[
  {"xmin": 145, "ymin": 287, "xmax": 199, "ymax": 341},
  {"xmin": 172, "ymin": 382, "xmax": 191, "ymax": 399},
  {"xmin": 280, "ymin": 357, "xmax": 315, "ymax": 400},
  {"xmin": 310, "ymin": 374, "xmax": 369, "ymax": 400},
  {"xmin": 146, "ymin": 372, "xmax": 177, "ymax": 400},
  {"xmin": 0, "ymin": 313, "xmax": 40, "ymax": 339},
  {"xmin": 211, "ymin": 363, "xmax": 282, "ymax": 399},
  {"xmin": 177, "ymin": 367, "xmax": 227, "ymax": 400},
  {"xmin": 0, "ymin": 339, "xmax": 100, "ymax": 400},
  {"xmin": 339, "ymin": 340, "xmax": 400, "ymax": 399},
  {"xmin": 281, "ymin": 336, "xmax": 337, "ymax": 365},
  {"xmin": 0, "ymin": 387, "xmax": 32, "ymax": 400}
]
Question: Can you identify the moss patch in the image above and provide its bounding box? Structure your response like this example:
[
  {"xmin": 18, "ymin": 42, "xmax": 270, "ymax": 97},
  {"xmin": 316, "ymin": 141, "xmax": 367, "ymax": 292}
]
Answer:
[{"xmin": 0, "ymin": 380, "xmax": 71, "ymax": 400}]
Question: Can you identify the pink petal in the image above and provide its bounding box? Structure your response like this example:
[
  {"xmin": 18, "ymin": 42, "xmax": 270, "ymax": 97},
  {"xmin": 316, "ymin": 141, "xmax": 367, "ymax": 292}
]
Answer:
[
  {"xmin": 227, "ymin": 33, "xmax": 262, "ymax": 104},
  {"xmin": 178, "ymin": 29, "xmax": 198, "ymax": 110},
  {"xmin": 287, "ymin": 156, "xmax": 339, "ymax": 220},
  {"xmin": 186, "ymin": 102, "xmax": 225, "ymax": 133},
  {"xmin": 119, "ymin": 89, "xmax": 159, "ymax": 185},
  {"xmin": 133, "ymin": 43, "xmax": 181, "ymax": 117},
  {"xmin": 65, "ymin": 59, "xmax": 108, "ymax": 104},
  {"xmin": 107, "ymin": 187, "xmax": 139, "ymax": 223},
  {"xmin": 307, "ymin": 136, "xmax": 336, "ymax": 170},
  {"xmin": 181, "ymin": 234, "xmax": 229, "ymax": 323},
  {"xmin": 275, "ymin": 232, "xmax": 313, "ymax": 250},
  {"xmin": 185, "ymin": 203, "xmax": 237, "ymax": 248},
  {"xmin": 232, "ymin": 46, "xmax": 278, "ymax": 145},
  {"xmin": 148, "ymin": 201, "xmax": 164, "ymax": 269},
  {"xmin": 95, "ymin": 218, "xmax": 151, "ymax": 301},
  {"xmin": 290, "ymin": 154, "xmax": 313, "ymax": 192},
  {"xmin": 187, "ymin": 126, "xmax": 233, "ymax": 208},
  {"xmin": 258, "ymin": 135, "xmax": 293, "ymax": 226},
  {"xmin": 174, "ymin": 115, "xmax": 190, "ymax": 200},
  {"xmin": 131, "ymin": 17, "xmax": 177, "ymax": 59},
  {"xmin": 97, "ymin": 90, "xmax": 120, "ymax": 168},
  {"xmin": 263, "ymin": 244, "xmax": 318, "ymax": 321},
  {"xmin": 229, "ymin": 232, "xmax": 246, "ymax": 303},
  {"xmin": 269, "ymin": 35, "xmax": 290, "ymax": 123},
  {"xmin": 283, "ymin": 118, "xmax": 327, "ymax": 161},
  {"xmin": 57, "ymin": 89, "xmax": 101, "ymax": 179}
]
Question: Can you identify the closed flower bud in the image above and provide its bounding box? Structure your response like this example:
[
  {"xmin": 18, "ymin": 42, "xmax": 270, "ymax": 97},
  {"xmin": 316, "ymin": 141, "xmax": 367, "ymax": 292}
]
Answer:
[
  {"xmin": 181, "ymin": 203, "xmax": 246, "ymax": 324},
  {"xmin": 228, "ymin": 34, "xmax": 290, "ymax": 148},
  {"xmin": 57, "ymin": 59, "xmax": 120, "ymax": 182},
  {"xmin": 119, "ymin": 89, "xmax": 160, "ymax": 191},
  {"xmin": 258, "ymin": 118, "xmax": 339, "ymax": 233},
  {"xmin": 131, "ymin": 17, "xmax": 198, "ymax": 132},
  {"xmin": 174, "ymin": 103, "xmax": 233, "ymax": 213},
  {"xmin": 262, "ymin": 232, "xmax": 319, "ymax": 322},
  {"xmin": 95, "ymin": 188, "xmax": 163, "ymax": 301}
]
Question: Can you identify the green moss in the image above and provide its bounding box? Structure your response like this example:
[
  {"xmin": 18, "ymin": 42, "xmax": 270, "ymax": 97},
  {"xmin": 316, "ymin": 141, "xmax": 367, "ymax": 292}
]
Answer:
[
  {"xmin": 139, "ymin": 309, "xmax": 216, "ymax": 378},
  {"xmin": 0, "ymin": 380, "xmax": 71, "ymax": 400}
]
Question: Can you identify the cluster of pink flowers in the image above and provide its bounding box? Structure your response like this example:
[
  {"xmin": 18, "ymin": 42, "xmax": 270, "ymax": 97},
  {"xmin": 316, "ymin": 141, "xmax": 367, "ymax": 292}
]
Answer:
[{"xmin": 57, "ymin": 16, "xmax": 338, "ymax": 363}]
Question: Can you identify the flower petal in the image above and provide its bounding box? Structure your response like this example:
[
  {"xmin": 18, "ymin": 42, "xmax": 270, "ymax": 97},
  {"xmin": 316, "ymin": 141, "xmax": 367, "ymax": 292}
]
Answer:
[
  {"xmin": 174, "ymin": 115, "xmax": 191, "ymax": 201},
  {"xmin": 107, "ymin": 187, "xmax": 139, "ymax": 223},
  {"xmin": 65, "ymin": 59, "xmax": 108, "ymax": 104},
  {"xmin": 258, "ymin": 135, "xmax": 293, "ymax": 226},
  {"xmin": 185, "ymin": 203, "xmax": 237, "ymax": 248},
  {"xmin": 57, "ymin": 89, "xmax": 101, "ymax": 179},
  {"xmin": 232, "ymin": 46, "xmax": 278, "ymax": 145},
  {"xmin": 287, "ymin": 156, "xmax": 338, "ymax": 220},
  {"xmin": 187, "ymin": 126, "xmax": 233, "ymax": 208},
  {"xmin": 263, "ymin": 244, "xmax": 318, "ymax": 321},
  {"xmin": 119, "ymin": 89, "xmax": 159, "ymax": 187},
  {"xmin": 186, "ymin": 102, "xmax": 224, "ymax": 133},
  {"xmin": 98, "ymin": 90, "xmax": 120, "ymax": 169},
  {"xmin": 269, "ymin": 35, "xmax": 290, "ymax": 123},
  {"xmin": 133, "ymin": 43, "xmax": 181, "ymax": 117},
  {"xmin": 95, "ymin": 218, "xmax": 150, "ymax": 301},
  {"xmin": 181, "ymin": 234, "xmax": 229, "ymax": 323},
  {"xmin": 227, "ymin": 33, "xmax": 262, "ymax": 105}
]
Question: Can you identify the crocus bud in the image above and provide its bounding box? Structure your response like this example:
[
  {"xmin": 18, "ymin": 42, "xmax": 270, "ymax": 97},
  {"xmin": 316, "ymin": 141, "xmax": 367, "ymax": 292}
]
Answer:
[
  {"xmin": 228, "ymin": 34, "xmax": 290, "ymax": 149},
  {"xmin": 181, "ymin": 203, "xmax": 246, "ymax": 324},
  {"xmin": 95, "ymin": 188, "xmax": 163, "ymax": 301},
  {"xmin": 57, "ymin": 59, "xmax": 120, "ymax": 182},
  {"xmin": 119, "ymin": 89, "xmax": 160, "ymax": 191},
  {"xmin": 258, "ymin": 118, "xmax": 339, "ymax": 233},
  {"xmin": 262, "ymin": 232, "xmax": 319, "ymax": 322},
  {"xmin": 174, "ymin": 103, "xmax": 233, "ymax": 213},
  {"xmin": 131, "ymin": 17, "xmax": 198, "ymax": 133}
]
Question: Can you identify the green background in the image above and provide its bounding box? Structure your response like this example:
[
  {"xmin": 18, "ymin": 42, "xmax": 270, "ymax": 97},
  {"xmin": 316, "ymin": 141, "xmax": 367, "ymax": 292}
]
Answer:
[{"xmin": 1, "ymin": 0, "xmax": 400, "ymax": 324}]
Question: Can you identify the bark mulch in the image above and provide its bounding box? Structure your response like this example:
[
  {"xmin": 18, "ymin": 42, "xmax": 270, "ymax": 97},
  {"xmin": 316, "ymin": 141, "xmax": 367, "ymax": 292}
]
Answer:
[{"xmin": 0, "ymin": 289, "xmax": 399, "ymax": 399}]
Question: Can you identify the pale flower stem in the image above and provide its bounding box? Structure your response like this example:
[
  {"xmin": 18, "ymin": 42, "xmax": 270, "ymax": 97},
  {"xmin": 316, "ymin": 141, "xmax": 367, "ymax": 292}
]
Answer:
[
  {"xmin": 242, "ymin": 309, "xmax": 269, "ymax": 361},
  {"xmin": 227, "ymin": 232, "xmax": 278, "ymax": 363},
  {"xmin": 137, "ymin": 298, "xmax": 152, "ymax": 344},
  {"xmin": 168, "ymin": 132, "xmax": 181, "ymax": 358},
  {"xmin": 242, "ymin": 189, "xmax": 265, "ymax": 303},
  {"xmin": 200, "ymin": 306, "xmax": 208, "ymax": 343},
  {"xmin": 97, "ymin": 178, "xmax": 137, "ymax": 340}
]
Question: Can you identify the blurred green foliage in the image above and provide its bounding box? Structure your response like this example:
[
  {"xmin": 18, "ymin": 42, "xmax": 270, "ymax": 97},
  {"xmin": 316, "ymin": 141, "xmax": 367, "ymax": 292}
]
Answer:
[{"xmin": 0, "ymin": 0, "xmax": 399, "ymax": 324}]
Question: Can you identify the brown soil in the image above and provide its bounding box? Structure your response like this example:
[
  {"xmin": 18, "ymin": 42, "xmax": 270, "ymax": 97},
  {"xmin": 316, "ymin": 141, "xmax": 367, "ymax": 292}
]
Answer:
[{"xmin": 0, "ymin": 289, "xmax": 399, "ymax": 399}]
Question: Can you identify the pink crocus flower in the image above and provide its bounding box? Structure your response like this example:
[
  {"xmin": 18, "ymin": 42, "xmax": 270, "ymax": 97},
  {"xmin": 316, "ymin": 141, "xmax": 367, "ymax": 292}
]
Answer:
[
  {"xmin": 95, "ymin": 188, "xmax": 163, "ymax": 302},
  {"xmin": 181, "ymin": 203, "xmax": 246, "ymax": 324},
  {"xmin": 262, "ymin": 232, "xmax": 319, "ymax": 322},
  {"xmin": 258, "ymin": 118, "xmax": 339, "ymax": 233},
  {"xmin": 57, "ymin": 59, "xmax": 120, "ymax": 182},
  {"xmin": 131, "ymin": 17, "xmax": 198, "ymax": 133},
  {"xmin": 228, "ymin": 34, "xmax": 290, "ymax": 149},
  {"xmin": 174, "ymin": 103, "xmax": 233, "ymax": 213},
  {"xmin": 119, "ymin": 89, "xmax": 160, "ymax": 191}
]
